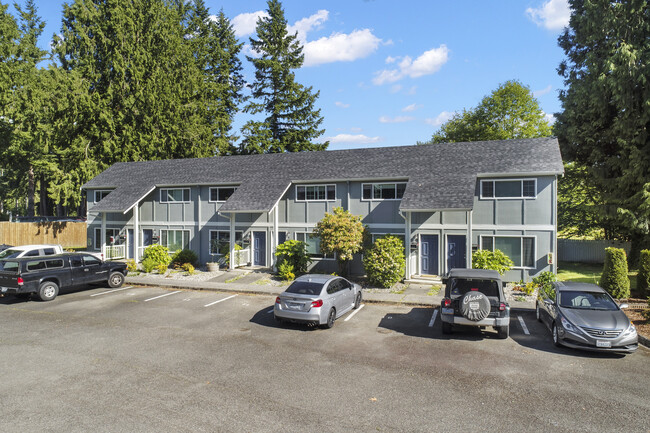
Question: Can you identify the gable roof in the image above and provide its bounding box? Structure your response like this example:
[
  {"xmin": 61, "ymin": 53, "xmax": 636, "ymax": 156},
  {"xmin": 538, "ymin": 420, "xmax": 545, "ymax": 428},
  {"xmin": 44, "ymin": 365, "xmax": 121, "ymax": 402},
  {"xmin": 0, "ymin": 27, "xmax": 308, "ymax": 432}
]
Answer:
[{"xmin": 82, "ymin": 137, "xmax": 564, "ymax": 213}]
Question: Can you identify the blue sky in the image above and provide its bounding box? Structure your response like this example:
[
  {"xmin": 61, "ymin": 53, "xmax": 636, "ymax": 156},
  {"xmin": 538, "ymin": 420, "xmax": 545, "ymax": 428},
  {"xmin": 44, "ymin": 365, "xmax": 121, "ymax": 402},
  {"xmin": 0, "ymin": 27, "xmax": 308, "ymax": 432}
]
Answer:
[{"xmin": 21, "ymin": 0, "xmax": 570, "ymax": 151}]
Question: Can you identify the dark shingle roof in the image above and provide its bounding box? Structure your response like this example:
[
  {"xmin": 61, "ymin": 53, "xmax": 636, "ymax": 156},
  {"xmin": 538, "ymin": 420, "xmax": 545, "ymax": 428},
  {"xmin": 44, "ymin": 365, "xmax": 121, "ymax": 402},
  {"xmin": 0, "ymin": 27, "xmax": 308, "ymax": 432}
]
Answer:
[{"xmin": 82, "ymin": 137, "xmax": 563, "ymax": 213}]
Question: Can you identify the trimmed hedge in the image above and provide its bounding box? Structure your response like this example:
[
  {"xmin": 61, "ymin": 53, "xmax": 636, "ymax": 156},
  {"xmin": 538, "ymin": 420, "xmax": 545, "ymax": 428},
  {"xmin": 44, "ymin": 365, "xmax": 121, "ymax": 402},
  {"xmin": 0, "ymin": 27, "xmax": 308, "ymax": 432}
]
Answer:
[
  {"xmin": 638, "ymin": 249, "xmax": 650, "ymax": 296},
  {"xmin": 142, "ymin": 244, "xmax": 172, "ymax": 267},
  {"xmin": 472, "ymin": 249, "xmax": 514, "ymax": 275},
  {"xmin": 363, "ymin": 236, "xmax": 405, "ymax": 288},
  {"xmin": 600, "ymin": 247, "xmax": 630, "ymax": 299},
  {"xmin": 171, "ymin": 248, "xmax": 199, "ymax": 268}
]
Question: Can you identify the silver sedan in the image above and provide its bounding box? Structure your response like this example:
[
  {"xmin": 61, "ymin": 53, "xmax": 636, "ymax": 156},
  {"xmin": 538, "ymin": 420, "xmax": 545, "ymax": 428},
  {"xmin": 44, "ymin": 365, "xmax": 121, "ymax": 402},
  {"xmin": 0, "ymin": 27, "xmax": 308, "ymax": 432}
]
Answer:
[{"xmin": 274, "ymin": 274, "xmax": 362, "ymax": 328}]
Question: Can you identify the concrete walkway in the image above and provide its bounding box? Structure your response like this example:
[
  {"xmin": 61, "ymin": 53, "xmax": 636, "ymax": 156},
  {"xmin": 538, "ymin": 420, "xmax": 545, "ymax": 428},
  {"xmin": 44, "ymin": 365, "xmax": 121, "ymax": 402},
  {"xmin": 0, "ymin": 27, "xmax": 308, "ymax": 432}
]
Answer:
[{"xmin": 126, "ymin": 271, "xmax": 537, "ymax": 310}]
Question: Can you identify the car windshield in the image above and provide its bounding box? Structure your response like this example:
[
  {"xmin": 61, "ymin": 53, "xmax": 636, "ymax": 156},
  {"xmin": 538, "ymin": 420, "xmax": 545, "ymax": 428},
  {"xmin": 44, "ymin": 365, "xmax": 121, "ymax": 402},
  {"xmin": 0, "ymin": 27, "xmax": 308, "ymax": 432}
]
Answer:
[
  {"xmin": 0, "ymin": 260, "xmax": 19, "ymax": 273},
  {"xmin": 0, "ymin": 249, "xmax": 21, "ymax": 259},
  {"xmin": 285, "ymin": 281, "xmax": 323, "ymax": 296},
  {"xmin": 559, "ymin": 291, "xmax": 619, "ymax": 311},
  {"xmin": 449, "ymin": 278, "xmax": 500, "ymax": 297}
]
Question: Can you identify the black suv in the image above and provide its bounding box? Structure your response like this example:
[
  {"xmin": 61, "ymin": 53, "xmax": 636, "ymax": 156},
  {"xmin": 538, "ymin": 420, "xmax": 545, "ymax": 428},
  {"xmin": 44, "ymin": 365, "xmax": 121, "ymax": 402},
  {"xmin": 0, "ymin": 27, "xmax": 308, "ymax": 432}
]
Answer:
[
  {"xmin": 0, "ymin": 253, "xmax": 128, "ymax": 301},
  {"xmin": 440, "ymin": 268, "xmax": 510, "ymax": 338}
]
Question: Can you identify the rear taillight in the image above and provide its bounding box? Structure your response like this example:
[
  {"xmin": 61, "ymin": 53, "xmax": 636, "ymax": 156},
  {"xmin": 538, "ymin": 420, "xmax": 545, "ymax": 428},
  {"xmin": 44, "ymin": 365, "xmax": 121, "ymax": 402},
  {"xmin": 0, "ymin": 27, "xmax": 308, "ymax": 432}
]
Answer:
[
  {"xmin": 275, "ymin": 297, "xmax": 280, "ymax": 304},
  {"xmin": 311, "ymin": 299, "xmax": 323, "ymax": 308},
  {"xmin": 443, "ymin": 298, "xmax": 451, "ymax": 307},
  {"xmin": 499, "ymin": 303, "xmax": 506, "ymax": 311},
  {"xmin": 17, "ymin": 277, "xmax": 24, "ymax": 286}
]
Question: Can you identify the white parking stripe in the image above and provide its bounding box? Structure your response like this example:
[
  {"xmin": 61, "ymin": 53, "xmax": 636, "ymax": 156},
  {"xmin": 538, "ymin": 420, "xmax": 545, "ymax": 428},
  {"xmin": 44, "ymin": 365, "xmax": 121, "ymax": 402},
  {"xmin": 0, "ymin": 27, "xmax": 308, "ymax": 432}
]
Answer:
[
  {"xmin": 204, "ymin": 294, "xmax": 237, "ymax": 307},
  {"xmin": 143, "ymin": 291, "xmax": 181, "ymax": 302},
  {"xmin": 518, "ymin": 315, "xmax": 530, "ymax": 335},
  {"xmin": 90, "ymin": 286, "xmax": 133, "ymax": 297},
  {"xmin": 267, "ymin": 307, "xmax": 274, "ymax": 314},
  {"xmin": 344, "ymin": 304, "xmax": 365, "ymax": 321},
  {"xmin": 428, "ymin": 309, "xmax": 438, "ymax": 327}
]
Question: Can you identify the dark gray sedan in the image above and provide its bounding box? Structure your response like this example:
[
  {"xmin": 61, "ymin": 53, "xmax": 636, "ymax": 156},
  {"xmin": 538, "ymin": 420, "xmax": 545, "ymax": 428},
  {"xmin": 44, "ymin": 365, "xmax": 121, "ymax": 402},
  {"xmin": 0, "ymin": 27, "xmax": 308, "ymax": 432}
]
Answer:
[
  {"xmin": 537, "ymin": 281, "xmax": 638, "ymax": 353},
  {"xmin": 274, "ymin": 274, "xmax": 362, "ymax": 328}
]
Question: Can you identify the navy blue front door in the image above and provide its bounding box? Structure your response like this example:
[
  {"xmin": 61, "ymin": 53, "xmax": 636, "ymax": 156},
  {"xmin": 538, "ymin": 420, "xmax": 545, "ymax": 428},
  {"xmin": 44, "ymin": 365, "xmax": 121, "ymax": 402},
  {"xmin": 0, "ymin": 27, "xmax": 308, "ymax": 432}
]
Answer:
[
  {"xmin": 127, "ymin": 229, "xmax": 134, "ymax": 259},
  {"xmin": 420, "ymin": 235, "xmax": 439, "ymax": 275},
  {"xmin": 447, "ymin": 235, "xmax": 466, "ymax": 272},
  {"xmin": 253, "ymin": 231, "xmax": 266, "ymax": 266}
]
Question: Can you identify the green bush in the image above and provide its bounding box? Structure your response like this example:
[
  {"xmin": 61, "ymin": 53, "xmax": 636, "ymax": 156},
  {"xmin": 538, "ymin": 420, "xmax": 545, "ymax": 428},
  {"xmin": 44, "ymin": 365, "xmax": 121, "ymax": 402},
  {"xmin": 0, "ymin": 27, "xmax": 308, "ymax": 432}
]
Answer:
[
  {"xmin": 533, "ymin": 271, "xmax": 557, "ymax": 299},
  {"xmin": 277, "ymin": 261, "xmax": 295, "ymax": 281},
  {"xmin": 125, "ymin": 259, "xmax": 137, "ymax": 273},
  {"xmin": 181, "ymin": 263, "xmax": 195, "ymax": 275},
  {"xmin": 638, "ymin": 250, "xmax": 650, "ymax": 296},
  {"xmin": 600, "ymin": 247, "xmax": 630, "ymax": 299},
  {"xmin": 171, "ymin": 249, "xmax": 199, "ymax": 268},
  {"xmin": 141, "ymin": 257, "xmax": 157, "ymax": 273},
  {"xmin": 363, "ymin": 235, "xmax": 405, "ymax": 288},
  {"xmin": 472, "ymin": 249, "xmax": 514, "ymax": 275},
  {"xmin": 142, "ymin": 244, "xmax": 172, "ymax": 267},
  {"xmin": 156, "ymin": 263, "xmax": 168, "ymax": 274},
  {"xmin": 224, "ymin": 244, "xmax": 243, "ymax": 268},
  {"xmin": 275, "ymin": 240, "xmax": 312, "ymax": 275}
]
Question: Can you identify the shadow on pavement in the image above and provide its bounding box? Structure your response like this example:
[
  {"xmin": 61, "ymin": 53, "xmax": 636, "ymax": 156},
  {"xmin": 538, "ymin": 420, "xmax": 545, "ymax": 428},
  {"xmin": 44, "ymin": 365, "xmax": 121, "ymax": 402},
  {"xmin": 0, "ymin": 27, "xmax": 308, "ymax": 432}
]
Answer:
[{"xmin": 249, "ymin": 306, "xmax": 321, "ymax": 332}]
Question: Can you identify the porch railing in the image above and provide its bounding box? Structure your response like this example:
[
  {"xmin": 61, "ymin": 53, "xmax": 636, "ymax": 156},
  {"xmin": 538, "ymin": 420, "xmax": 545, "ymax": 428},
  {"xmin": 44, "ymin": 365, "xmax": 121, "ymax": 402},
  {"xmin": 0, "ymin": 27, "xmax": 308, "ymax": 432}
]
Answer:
[
  {"xmin": 234, "ymin": 248, "xmax": 250, "ymax": 267},
  {"xmin": 103, "ymin": 244, "xmax": 126, "ymax": 260}
]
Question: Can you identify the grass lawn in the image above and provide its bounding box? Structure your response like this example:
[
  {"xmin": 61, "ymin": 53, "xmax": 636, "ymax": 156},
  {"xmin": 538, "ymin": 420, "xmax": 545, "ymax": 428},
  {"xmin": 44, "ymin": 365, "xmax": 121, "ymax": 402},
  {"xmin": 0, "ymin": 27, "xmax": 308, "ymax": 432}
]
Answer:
[{"xmin": 557, "ymin": 261, "xmax": 638, "ymax": 291}]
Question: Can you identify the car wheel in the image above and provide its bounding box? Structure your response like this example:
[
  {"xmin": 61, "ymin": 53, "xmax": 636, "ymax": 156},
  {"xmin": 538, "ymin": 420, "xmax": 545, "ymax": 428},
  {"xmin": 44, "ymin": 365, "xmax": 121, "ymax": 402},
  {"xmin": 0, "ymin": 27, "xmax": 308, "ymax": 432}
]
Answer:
[
  {"xmin": 353, "ymin": 292, "xmax": 362, "ymax": 309},
  {"xmin": 273, "ymin": 314, "xmax": 284, "ymax": 324},
  {"xmin": 497, "ymin": 325, "xmax": 509, "ymax": 339},
  {"xmin": 38, "ymin": 281, "xmax": 59, "ymax": 302},
  {"xmin": 536, "ymin": 303, "xmax": 541, "ymax": 322},
  {"xmin": 322, "ymin": 308, "xmax": 336, "ymax": 329},
  {"xmin": 108, "ymin": 271, "xmax": 125, "ymax": 288},
  {"xmin": 552, "ymin": 322, "xmax": 561, "ymax": 347},
  {"xmin": 442, "ymin": 321, "xmax": 452, "ymax": 335}
]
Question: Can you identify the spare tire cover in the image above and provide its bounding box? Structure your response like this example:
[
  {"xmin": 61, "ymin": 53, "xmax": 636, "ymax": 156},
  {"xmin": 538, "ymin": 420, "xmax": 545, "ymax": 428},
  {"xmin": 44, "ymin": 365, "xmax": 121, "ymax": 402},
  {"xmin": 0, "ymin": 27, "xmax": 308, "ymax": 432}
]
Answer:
[{"xmin": 460, "ymin": 291, "xmax": 491, "ymax": 321}]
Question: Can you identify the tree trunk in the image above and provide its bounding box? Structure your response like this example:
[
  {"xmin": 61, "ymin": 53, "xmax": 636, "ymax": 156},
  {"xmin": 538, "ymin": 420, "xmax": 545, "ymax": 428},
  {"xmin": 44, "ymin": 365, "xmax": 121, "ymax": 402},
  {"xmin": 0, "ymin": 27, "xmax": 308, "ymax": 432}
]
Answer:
[
  {"xmin": 27, "ymin": 165, "xmax": 35, "ymax": 217},
  {"xmin": 39, "ymin": 176, "xmax": 48, "ymax": 216}
]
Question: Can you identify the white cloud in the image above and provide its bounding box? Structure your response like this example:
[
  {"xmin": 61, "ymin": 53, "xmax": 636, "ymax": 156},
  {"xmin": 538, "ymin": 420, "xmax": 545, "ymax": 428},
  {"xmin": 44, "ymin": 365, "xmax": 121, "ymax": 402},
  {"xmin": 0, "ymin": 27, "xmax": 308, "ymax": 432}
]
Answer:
[
  {"xmin": 372, "ymin": 45, "xmax": 449, "ymax": 85},
  {"xmin": 543, "ymin": 112, "xmax": 556, "ymax": 125},
  {"xmin": 349, "ymin": 127, "xmax": 363, "ymax": 133},
  {"xmin": 526, "ymin": 0, "xmax": 570, "ymax": 31},
  {"xmin": 425, "ymin": 111, "xmax": 455, "ymax": 127},
  {"xmin": 379, "ymin": 115, "xmax": 414, "ymax": 124},
  {"xmin": 385, "ymin": 56, "xmax": 397, "ymax": 64},
  {"xmin": 303, "ymin": 29, "xmax": 382, "ymax": 67},
  {"xmin": 407, "ymin": 86, "xmax": 417, "ymax": 95},
  {"xmin": 402, "ymin": 103, "xmax": 422, "ymax": 112},
  {"xmin": 335, "ymin": 101, "xmax": 350, "ymax": 108},
  {"xmin": 390, "ymin": 84, "xmax": 403, "ymax": 94},
  {"xmin": 288, "ymin": 10, "xmax": 328, "ymax": 42},
  {"xmin": 533, "ymin": 85, "xmax": 553, "ymax": 97},
  {"xmin": 232, "ymin": 10, "xmax": 269, "ymax": 37},
  {"xmin": 326, "ymin": 134, "xmax": 381, "ymax": 144}
]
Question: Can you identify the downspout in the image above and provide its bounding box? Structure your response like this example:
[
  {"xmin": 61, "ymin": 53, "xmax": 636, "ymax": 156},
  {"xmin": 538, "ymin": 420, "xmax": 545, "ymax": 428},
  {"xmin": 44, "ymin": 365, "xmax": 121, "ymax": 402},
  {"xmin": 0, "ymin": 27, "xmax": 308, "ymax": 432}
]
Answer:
[
  {"xmin": 467, "ymin": 210, "xmax": 473, "ymax": 269},
  {"xmin": 553, "ymin": 175, "xmax": 559, "ymax": 274}
]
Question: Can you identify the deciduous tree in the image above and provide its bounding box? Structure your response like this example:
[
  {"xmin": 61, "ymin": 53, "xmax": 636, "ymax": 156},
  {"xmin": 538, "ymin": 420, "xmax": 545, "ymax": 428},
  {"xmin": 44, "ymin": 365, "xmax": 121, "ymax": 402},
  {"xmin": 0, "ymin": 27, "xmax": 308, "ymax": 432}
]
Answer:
[{"xmin": 313, "ymin": 207, "xmax": 364, "ymax": 276}]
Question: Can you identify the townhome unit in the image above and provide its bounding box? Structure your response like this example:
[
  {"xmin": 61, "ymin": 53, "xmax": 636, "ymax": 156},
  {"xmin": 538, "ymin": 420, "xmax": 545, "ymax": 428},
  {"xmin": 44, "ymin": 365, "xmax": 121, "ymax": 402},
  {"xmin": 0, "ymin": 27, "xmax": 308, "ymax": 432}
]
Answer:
[{"xmin": 82, "ymin": 137, "xmax": 564, "ymax": 282}]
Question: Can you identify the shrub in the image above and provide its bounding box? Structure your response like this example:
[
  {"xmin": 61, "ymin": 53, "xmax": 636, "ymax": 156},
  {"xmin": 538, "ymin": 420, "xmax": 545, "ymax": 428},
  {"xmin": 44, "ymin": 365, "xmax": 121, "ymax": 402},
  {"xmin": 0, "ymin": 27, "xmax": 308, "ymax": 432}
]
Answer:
[
  {"xmin": 277, "ymin": 261, "xmax": 295, "ymax": 281},
  {"xmin": 125, "ymin": 259, "xmax": 137, "ymax": 273},
  {"xmin": 171, "ymin": 249, "xmax": 199, "ymax": 268},
  {"xmin": 224, "ymin": 244, "xmax": 243, "ymax": 268},
  {"xmin": 472, "ymin": 249, "xmax": 514, "ymax": 275},
  {"xmin": 141, "ymin": 257, "xmax": 157, "ymax": 273},
  {"xmin": 275, "ymin": 240, "xmax": 312, "ymax": 275},
  {"xmin": 181, "ymin": 263, "xmax": 195, "ymax": 275},
  {"xmin": 638, "ymin": 250, "xmax": 650, "ymax": 296},
  {"xmin": 142, "ymin": 244, "xmax": 172, "ymax": 267},
  {"xmin": 156, "ymin": 263, "xmax": 168, "ymax": 274},
  {"xmin": 643, "ymin": 297, "xmax": 650, "ymax": 320},
  {"xmin": 363, "ymin": 235, "xmax": 405, "ymax": 288},
  {"xmin": 600, "ymin": 247, "xmax": 630, "ymax": 299}
]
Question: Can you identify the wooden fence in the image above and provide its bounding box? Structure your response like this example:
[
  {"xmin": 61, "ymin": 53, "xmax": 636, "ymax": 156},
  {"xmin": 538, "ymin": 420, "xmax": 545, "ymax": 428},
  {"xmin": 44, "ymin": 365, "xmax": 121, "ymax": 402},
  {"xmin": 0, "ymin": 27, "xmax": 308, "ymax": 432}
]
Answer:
[
  {"xmin": 0, "ymin": 221, "xmax": 88, "ymax": 248},
  {"xmin": 558, "ymin": 238, "xmax": 631, "ymax": 263}
]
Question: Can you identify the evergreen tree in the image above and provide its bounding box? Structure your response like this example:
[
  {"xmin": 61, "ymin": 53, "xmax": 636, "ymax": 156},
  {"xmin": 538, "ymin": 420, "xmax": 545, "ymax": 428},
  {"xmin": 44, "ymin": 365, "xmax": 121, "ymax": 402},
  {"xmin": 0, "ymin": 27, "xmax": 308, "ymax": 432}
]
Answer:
[
  {"xmin": 422, "ymin": 80, "xmax": 552, "ymax": 144},
  {"xmin": 554, "ymin": 0, "xmax": 650, "ymax": 262},
  {"xmin": 241, "ymin": 0, "xmax": 327, "ymax": 154}
]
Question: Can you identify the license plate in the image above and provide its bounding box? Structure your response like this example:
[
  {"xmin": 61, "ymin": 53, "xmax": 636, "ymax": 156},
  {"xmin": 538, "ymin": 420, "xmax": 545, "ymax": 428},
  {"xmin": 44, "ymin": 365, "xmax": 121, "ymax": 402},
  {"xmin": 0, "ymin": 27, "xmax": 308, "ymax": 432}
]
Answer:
[
  {"xmin": 0, "ymin": 286, "xmax": 7, "ymax": 293},
  {"xmin": 288, "ymin": 303, "xmax": 302, "ymax": 310},
  {"xmin": 441, "ymin": 308, "xmax": 453, "ymax": 315},
  {"xmin": 596, "ymin": 340, "xmax": 611, "ymax": 348}
]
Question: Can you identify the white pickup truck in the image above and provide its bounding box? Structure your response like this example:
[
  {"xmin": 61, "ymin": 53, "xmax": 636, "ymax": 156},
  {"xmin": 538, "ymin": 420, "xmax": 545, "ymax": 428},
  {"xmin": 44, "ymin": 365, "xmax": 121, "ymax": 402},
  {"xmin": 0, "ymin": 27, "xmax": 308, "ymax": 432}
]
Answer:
[{"xmin": 0, "ymin": 244, "xmax": 103, "ymax": 260}]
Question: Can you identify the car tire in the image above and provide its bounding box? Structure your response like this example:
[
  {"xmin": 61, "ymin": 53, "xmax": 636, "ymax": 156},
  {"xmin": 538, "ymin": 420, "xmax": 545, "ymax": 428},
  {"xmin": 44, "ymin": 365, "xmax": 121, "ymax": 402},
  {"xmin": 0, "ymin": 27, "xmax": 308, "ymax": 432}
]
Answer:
[
  {"xmin": 497, "ymin": 325, "xmax": 509, "ymax": 339},
  {"xmin": 353, "ymin": 292, "xmax": 362, "ymax": 309},
  {"xmin": 442, "ymin": 321, "xmax": 452, "ymax": 334},
  {"xmin": 108, "ymin": 271, "xmax": 125, "ymax": 288},
  {"xmin": 38, "ymin": 281, "xmax": 59, "ymax": 302},
  {"xmin": 536, "ymin": 303, "xmax": 542, "ymax": 322},
  {"xmin": 552, "ymin": 322, "xmax": 562, "ymax": 347},
  {"xmin": 322, "ymin": 308, "xmax": 336, "ymax": 329},
  {"xmin": 273, "ymin": 314, "xmax": 284, "ymax": 324}
]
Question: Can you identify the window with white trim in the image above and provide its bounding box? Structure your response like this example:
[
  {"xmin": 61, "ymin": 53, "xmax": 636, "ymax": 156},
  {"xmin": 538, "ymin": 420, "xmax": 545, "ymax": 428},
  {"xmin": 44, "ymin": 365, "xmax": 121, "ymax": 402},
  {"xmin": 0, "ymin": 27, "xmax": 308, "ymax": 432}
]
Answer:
[
  {"xmin": 295, "ymin": 232, "xmax": 335, "ymax": 259},
  {"xmin": 296, "ymin": 184, "xmax": 335, "ymax": 201},
  {"xmin": 209, "ymin": 230, "xmax": 243, "ymax": 255},
  {"xmin": 362, "ymin": 182, "xmax": 407, "ymax": 200},
  {"xmin": 481, "ymin": 235, "xmax": 536, "ymax": 268},
  {"xmin": 94, "ymin": 190, "xmax": 111, "ymax": 203},
  {"xmin": 480, "ymin": 179, "xmax": 536, "ymax": 199},
  {"xmin": 160, "ymin": 188, "xmax": 190, "ymax": 203},
  {"xmin": 160, "ymin": 229, "xmax": 190, "ymax": 252},
  {"xmin": 94, "ymin": 227, "xmax": 121, "ymax": 250},
  {"xmin": 209, "ymin": 187, "xmax": 237, "ymax": 202}
]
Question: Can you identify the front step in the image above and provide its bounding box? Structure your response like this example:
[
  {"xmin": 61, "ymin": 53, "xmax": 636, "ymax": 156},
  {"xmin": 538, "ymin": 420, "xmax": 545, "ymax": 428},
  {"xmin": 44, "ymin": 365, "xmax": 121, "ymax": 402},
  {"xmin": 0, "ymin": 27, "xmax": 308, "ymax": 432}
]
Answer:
[{"xmin": 405, "ymin": 275, "xmax": 442, "ymax": 285}]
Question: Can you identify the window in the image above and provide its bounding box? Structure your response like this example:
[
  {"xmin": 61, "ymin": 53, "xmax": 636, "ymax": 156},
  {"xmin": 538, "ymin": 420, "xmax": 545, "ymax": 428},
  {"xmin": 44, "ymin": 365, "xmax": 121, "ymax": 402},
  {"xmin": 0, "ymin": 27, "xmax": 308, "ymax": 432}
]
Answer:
[
  {"xmin": 161, "ymin": 230, "xmax": 190, "ymax": 252},
  {"xmin": 362, "ymin": 182, "xmax": 407, "ymax": 200},
  {"xmin": 481, "ymin": 236, "xmax": 536, "ymax": 268},
  {"xmin": 480, "ymin": 179, "xmax": 536, "ymax": 199},
  {"xmin": 94, "ymin": 190, "xmax": 111, "ymax": 203},
  {"xmin": 27, "ymin": 260, "xmax": 46, "ymax": 271},
  {"xmin": 209, "ymin": 230, "xmax": 243, "ymax": 255},
  {"xmin": 209, "ymin": 187, "xmax": 237, "ymax": 202},
  {"xmin": 45, "ymin": 259, "xmax": 64, "ymax": 269},
  {"xmin": 83, "ymin": 255, "xmax": 102, "ymax": 266},
  {"xmin": 94, "ymin": 228, "xmax": 121, "ymax": 250},
  {"xmin": 160, "ymin": 188, "xmax": 190, "ymax": 203},
  {"xmin": 296, "ymin": 185, "xmax": 335, "ymax": 201},
  {"xmin": 295, "ymin": 232, "xmax": 334, "ymax": 259},
  {"xmin": 70, "ymin": 256, "xmax": 83, "ymax": 268},
  {"xmin": 43, "ymin": 248, "xmax": 56, "ymax": 255}
]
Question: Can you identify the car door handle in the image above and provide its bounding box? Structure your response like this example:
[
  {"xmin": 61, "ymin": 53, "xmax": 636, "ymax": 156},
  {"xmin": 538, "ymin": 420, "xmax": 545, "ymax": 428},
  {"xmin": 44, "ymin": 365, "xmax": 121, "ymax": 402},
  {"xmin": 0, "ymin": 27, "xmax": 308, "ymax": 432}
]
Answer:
[{"xmin": 84, "ymin": 269, "xmax": 89, "ymax": 272}]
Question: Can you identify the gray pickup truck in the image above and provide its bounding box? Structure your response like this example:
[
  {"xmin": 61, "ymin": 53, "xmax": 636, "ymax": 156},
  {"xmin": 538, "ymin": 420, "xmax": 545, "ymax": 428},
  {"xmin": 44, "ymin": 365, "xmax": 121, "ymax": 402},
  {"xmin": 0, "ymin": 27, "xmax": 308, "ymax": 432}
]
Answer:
[{"xmin": 0, "ymin": 253, "xmax": 128, "ymax": 301}]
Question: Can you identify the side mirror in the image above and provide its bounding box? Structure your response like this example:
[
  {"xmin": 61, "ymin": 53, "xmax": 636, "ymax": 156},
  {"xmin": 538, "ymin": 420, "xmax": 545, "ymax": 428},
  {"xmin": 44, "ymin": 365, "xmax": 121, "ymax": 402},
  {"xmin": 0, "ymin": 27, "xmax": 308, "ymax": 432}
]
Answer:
[{"xmin": 619, "ymin": 303, "xmax": 629, "ymax": 309}]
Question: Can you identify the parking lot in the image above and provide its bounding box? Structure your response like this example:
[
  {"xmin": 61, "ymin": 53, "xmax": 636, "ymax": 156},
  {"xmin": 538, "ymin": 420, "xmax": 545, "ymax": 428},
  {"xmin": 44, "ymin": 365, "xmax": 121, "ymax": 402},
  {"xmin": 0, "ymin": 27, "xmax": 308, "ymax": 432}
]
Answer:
[{"xmin": 1, "ymin": 286, "xmax": 649, "ymax": 432}]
